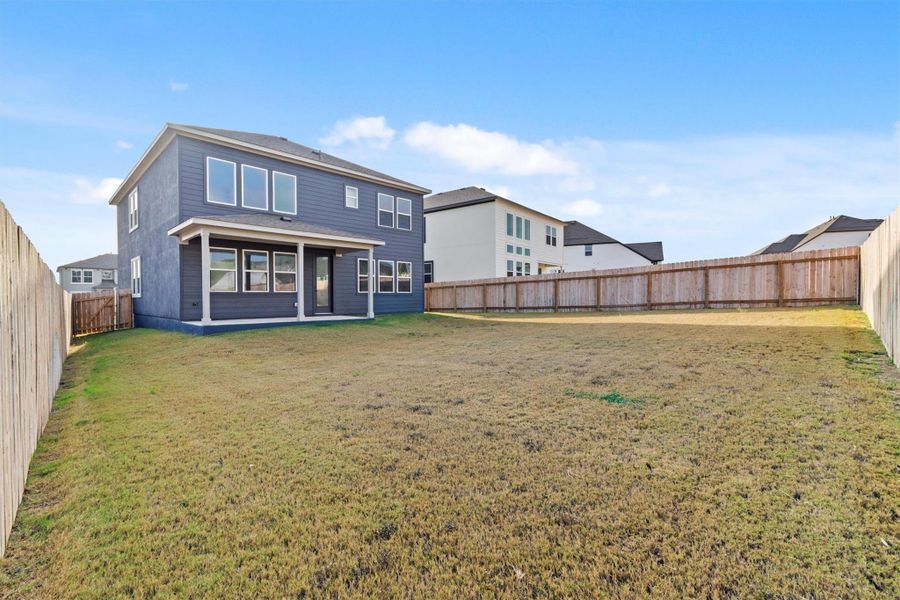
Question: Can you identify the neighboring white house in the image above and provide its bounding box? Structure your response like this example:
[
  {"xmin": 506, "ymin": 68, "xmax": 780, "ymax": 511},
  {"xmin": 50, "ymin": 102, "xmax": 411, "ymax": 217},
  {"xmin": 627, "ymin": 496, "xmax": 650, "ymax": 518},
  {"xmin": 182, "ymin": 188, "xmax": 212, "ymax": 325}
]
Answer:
[
  {"xmin": 56, "ymin": 253, "xmax": 118, "ymax": 294},
  {"xmin": 424, "ymin": 187, "xmax": 566, "ymax": 283},
  {"xmin": 753, "ymin": 215, "xmax": 883, "ymax": 255},
  {"xmin": 563, "ymin": 221, "xmax": 664, "ymax": 272}
]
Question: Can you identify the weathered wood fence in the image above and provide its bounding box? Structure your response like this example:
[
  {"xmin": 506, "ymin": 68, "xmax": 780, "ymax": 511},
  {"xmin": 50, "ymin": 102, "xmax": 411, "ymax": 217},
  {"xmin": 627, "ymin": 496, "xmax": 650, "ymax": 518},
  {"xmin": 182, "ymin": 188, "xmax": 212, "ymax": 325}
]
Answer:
[
  {"xmin": 0, "ymin": 201, "xmax": 71, "ymax": 558},
  {"xmin": 72, "ymin": 289, "xmax": 133, "ymax": 336},
  {"xmin": 425, "ymin": 247, "xmax": 860, "ymax": 313},
  {"xmin": 860, "ymin": 204, "xmax": 900, "ymax": 362}
]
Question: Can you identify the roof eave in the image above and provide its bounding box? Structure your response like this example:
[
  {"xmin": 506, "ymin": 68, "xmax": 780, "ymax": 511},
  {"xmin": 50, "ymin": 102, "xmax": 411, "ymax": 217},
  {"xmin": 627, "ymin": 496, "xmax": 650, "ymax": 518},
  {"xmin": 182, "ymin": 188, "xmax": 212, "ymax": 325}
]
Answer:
[{"xmin": 167, "ymin": 217, "xmax": 386, "ymax": 248}]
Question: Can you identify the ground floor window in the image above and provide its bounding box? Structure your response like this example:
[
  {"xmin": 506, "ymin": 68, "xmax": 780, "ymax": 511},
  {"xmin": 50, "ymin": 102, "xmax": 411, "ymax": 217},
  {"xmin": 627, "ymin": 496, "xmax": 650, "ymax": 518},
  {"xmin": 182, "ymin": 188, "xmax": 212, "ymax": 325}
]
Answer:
[
  {"xmin": 507, "ymin": 260, "xmax": 514, "ymax": 277},
  {"xmin": 515, "ymin": 261, "xmax": 523, "ymax": 276},
  {"xmin": 243, "ymin": 250, "xmax": 269, "ymax": 292},
  {"xmin": 130, "ymin": 257, "xmax": 142, "ymax": 297},
  {"xmin": 210, "ymin": 247, "xmax": 237, "ymax": 292},
  {"xmin": 424, "ymin": 260, "xmax": 433, "ymax": 284},
  {"xmin": 357, "ymin": 258, "xmax": 372, "ymax": 293},
  {"xmin": 273, "ymin": 252, "xmax": 297, "ymax": 292},
  {"xmin": 524, "ymin": 262, "xmax": 531, "ymax": 276},
  {"xmin": 378, "ymin": 260, "xmax": 394, "ymax": 293},
  {"xmin": 396, "ymin": 261, "xmax": 412, "ymax": 293}
]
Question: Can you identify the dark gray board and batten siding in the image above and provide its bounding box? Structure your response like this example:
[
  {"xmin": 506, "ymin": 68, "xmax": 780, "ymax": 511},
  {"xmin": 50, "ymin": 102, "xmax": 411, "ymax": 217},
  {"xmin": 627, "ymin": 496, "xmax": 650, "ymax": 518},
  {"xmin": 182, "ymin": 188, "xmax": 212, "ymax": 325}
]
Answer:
[{"xmin": 120, "ymin": 134, "xmax": 424, "ymax": 325}]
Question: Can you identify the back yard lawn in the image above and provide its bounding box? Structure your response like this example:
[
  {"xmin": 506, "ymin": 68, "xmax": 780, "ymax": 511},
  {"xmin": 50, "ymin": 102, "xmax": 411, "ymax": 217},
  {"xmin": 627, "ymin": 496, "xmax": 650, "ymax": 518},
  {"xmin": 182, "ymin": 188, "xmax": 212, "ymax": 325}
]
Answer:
[{"xmin": 1, "ymin": 307, "xmax": 898, "ymax": 598}]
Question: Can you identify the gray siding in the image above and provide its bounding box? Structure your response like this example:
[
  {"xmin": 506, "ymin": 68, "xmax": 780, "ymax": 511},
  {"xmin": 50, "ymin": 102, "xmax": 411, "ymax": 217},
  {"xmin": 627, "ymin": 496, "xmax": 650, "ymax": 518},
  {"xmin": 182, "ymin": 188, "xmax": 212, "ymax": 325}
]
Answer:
[
  {"xmin": 176, "ymin": 136, "xmax": 423, "ymax": 319},
  {"xmin": 117, "ymin": 139, "xmax": 182, "ymax": 320}
]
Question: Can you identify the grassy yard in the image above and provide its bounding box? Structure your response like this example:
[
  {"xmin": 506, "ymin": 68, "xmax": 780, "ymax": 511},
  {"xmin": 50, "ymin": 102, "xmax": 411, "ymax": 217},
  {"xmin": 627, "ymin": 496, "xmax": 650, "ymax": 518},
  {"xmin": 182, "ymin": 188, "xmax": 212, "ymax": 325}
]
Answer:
[{"xmin": 1, "ymin": 307, "xmax": 898, "ymax": 598}]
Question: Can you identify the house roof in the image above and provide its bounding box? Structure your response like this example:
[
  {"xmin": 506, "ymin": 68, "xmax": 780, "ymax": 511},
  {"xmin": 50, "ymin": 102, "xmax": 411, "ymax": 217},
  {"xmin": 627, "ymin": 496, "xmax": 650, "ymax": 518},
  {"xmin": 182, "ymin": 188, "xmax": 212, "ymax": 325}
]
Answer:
[
  {"xmin": 109, "ymin": 123, "xmax": 430, "ymax": 205},
  {"xmin": 423, "ymin": 187, "xmax": 566, "ymax": 224},
  {"xmin": 754, "ymin": 215, "xmax": 883, "ymax": 254},
  {"xmin": 57, "ymin": 253, "xmax": 117, "ymax": 271},
  {"xmin": 168, "ymin": 214, "xmax": 385, "ymax": 248},
  {"xmin": 562, "ymin": 220, "xmax": 618, "ymax": 245},
  {"xmin": 624, "ymin": 242, "xmax": 664, "ymax": 263}
]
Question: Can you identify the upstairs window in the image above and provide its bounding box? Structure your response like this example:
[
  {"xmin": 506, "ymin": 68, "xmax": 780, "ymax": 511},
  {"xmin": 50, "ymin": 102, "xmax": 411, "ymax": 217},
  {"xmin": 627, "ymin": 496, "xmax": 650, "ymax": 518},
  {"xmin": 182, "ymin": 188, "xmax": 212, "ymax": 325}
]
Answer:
[
  {"xmin": 396, "ymin": 261, "xmax": 412, "ymax": 293},
  {"xmin": 546, "ymin": 225, "xmax": 558, "ymax": 246},
  {"xmin": 243, "ymin": 250, "xmax": 269, "ymax": 292},
  {"xmin": 378, "ymin": 260, "xmax": 394, "ymax": 293},
  {"xmin": 524, "ymin": 219, "xmax": 531, "ymax": 241},
  {"xmin": 524, "ymin": 248, "xmax": 531, "ymax": 257},
  {"xmin": 506, "ymin": 244, "xmax": 514, "ymax": 254},
  {"xmin": 506, "ymin": 213, "xmax": 514, "ymax": 236},
  {"xmin": 273, "ymin": 171, "xmax": 297, "ymax": 214},
  {"xmin": 585, "ymin": 245, "xmax": 593, "ymax": 256},
  {"xmin": 130, "ymin": 257, "xmax": 142, "ymax": 297},
  {"xmin": 378, "ymin": 194, "xmax": 394, "ymax": 228},
  {"xmin": 345, "ymin": 186, "xmax": 359, "ymax": 209},
  {"xmin": 209, "ymin": 248, "xmax": 237, "ymax": 292},
  {"xmin": 128, "ymin": 188, "xmax": 139, "ymax": 232},
  {"xmin": 515, "ymin": 246, "xmax": 523, "ymax": 255},
  {"xmin": 82, "ymin": 270, "xmax": 94, "ymax": 284},
  {"xmin": 273, "ymin": 252, "xmax": 297, "ymax": 292},
  {"xmin": 241, "ymin": 165, "xmax": 268, "ymax": 210},
  {"xmin": 516, "ymin": 216, "xmax": 523, "ymax": 239},
  {"xmin": 207, "ymin": 157, "xmax": 236, "ymax": 206},
  {"xmin": 396, "ymin": 198, "xmax": 412, "ymax": 230}
]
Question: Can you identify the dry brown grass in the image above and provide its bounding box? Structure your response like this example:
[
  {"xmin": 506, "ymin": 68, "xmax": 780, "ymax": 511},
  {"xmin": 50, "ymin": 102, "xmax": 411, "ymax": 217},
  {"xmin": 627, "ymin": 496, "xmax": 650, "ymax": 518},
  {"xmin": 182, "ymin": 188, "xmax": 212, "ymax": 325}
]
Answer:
[{"xmin": 1, "ymin": 307, "xmax": 898, "ymax": 598}]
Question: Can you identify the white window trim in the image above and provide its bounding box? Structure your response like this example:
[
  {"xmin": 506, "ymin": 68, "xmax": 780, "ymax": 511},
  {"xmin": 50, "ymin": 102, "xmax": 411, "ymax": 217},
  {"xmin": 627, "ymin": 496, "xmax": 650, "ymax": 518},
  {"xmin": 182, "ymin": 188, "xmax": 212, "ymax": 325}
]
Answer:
[
  {"xmin": 272, "ymin": 251, "xmax": 297, "ymax": 293},
  {"xmin": 209, "ymin": 247, "xmax": 237, "ymax": 293},
  {"xmin": 242, "ymin": 249, "xmax": 270, "ymax": 293},
  {"xmin": 357, "ymin": 257, "xmax": 372, "ymax": 294},
  {"xmin": 241, "ymin": 164, "xmax": 269, "ymax": 211},
  {"xmin": 396, "ymin": 261, "xmax": 412, "ymax": 294},
  {"xmin": 206, "ymin": 157, "xmax": 237, "ymax": 206},
  {"xmin": 378, "ymin": 259, "xmax": 395, "ymax": 293},
  {"xmin": 130, "ymin": 257, "xmax": 142, "ymax": 298},
  {"xmin": 345, "ymin": 185, "xmax": 359, "ymax": 209},
  {"xmin": 70, "ymin": 269, "xmax": 82, "ymax": 284},
  {"xmin": 128, "ymin": 188, "xmax": 139, "ymax": 232},
  {"xmin": 272, "ymin": 171, "xmax": 297, "ymax": 215},
  {"xmin": 82, "ymin": 269, "xmax": 94, "ymax": 284},
  {"xmin": 396, "ymin": 197, "xmax": 412, "ymax": 231},
  {"xmin": 377, "ymin": 193, "xmax": 395, "ymax": 229}
]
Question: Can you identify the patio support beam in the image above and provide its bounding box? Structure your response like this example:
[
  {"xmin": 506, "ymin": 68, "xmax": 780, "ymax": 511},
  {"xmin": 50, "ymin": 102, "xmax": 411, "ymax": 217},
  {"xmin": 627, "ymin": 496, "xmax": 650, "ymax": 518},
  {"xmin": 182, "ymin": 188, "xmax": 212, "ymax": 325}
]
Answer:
[
  {"xmin": 367, "ymin": 247, "xmax": 375, "ymax": 319},
  {"xmin": 200, "ymin": 229, "xmax": 211, "ymax": 324},
  {"xmin": 297, "ymin": 242, "xmax": 305, "ymax": 320}
]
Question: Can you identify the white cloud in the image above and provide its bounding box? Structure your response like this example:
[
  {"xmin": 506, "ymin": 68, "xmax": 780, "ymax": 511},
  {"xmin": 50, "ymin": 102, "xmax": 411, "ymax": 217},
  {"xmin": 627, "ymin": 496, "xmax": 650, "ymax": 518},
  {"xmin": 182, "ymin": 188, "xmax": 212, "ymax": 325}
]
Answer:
[
  {"xmin": 115, "ymin": 140, "xmax": 133, "ymax": 150},
  {"xmin": 321, "ymin": 116, "xmax": 395, "ymax": 149},
  {"xmin": 169, "ymin": 81, "xmax": 189, "ymax": 92},
  {"xmin": 648, "ymin": 183, "xmax": 671, "ymax": 198},
  {"xmin": 561, "ymin": 198, "xmax": 603, "ymax": 217},
  {"xmin": 71, "ymin": 177, "xmax": 123, "ymax": 204},
  {"xmin": 404, "ymin": 121, "xmax": 577, "ymax": 176}
]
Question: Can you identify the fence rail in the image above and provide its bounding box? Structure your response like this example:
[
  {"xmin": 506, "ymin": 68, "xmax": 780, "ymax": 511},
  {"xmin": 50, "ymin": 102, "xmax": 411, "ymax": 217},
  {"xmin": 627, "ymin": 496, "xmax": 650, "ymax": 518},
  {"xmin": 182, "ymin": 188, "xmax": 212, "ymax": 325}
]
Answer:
[
  {"xmin": 425, "ymin": 247, "xmax": 860, "ymax": 313},
  {"xmin": 0, "ymin": 201, "xmax": 71, "ymax": 558},
  {"xmin": 861, "ymin": 205, "xmax": 900, "ymax": 362},
  {"xmin": 72, "ymin": 289, "xmax": 133, "ymax": 336}
]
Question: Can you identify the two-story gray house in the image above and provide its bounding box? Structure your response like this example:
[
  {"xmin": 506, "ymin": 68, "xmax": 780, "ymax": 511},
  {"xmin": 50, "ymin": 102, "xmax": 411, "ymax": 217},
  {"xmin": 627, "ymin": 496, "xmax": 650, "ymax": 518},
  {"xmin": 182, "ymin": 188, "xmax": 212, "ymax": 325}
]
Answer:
[{"xmin": 109, "ymin": 124, "xmax": 430, "ymax": 334}]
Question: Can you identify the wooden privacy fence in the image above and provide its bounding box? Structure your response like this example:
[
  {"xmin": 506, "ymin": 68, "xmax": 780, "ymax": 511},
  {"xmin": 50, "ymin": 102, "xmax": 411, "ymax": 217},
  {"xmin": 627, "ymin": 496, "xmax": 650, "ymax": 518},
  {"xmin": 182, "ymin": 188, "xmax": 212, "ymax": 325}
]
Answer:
[
  {"xmin": 71, "ymin": 289, "xmax": 133, "ymax": 336},
  {"xmin": 425, "ymin": 247, "xmax": 860, "ymax": 313},
  {"xmin": 860, "ymin": 204, "xmax": 900, "ymax": 362},
  {"xmin": 0, "ymin": 201, "xmax": 71, "ymax": 558}
]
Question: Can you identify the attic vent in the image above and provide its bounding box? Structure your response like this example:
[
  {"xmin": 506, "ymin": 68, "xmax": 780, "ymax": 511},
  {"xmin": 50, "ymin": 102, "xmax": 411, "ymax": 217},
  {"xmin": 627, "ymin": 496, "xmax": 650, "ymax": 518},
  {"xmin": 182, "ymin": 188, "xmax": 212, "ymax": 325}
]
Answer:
[
  {"xmin": 280, "ymin": 216, "xmax": 292, "ymax": 222},
  {"xmin": 312, "ymin": 149, "xmax": 322, "ymax": 157}
]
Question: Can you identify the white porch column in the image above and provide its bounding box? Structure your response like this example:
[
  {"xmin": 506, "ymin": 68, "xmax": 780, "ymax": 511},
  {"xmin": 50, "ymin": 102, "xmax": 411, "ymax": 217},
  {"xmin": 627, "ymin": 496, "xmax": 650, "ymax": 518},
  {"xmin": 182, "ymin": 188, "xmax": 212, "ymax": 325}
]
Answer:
[
  {"xmin": 367, "ymin": 247, "xmax": 375, "ymax": 319},
  {"xmin": 200, "ymin": 229, "xmax": 211, "ymax": 324},
  {"xmin": 296, "ymin": 242, "xmax": 305, "ymax": 320}
]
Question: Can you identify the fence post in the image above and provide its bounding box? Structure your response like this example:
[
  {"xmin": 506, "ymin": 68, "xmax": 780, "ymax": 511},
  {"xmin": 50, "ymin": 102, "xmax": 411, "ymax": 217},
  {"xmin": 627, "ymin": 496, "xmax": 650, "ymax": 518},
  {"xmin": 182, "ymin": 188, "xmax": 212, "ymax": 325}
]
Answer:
[
  {"xmin": 776, "ymin": 260, "xmax": 784, "ymax": 307},
  {"xmin": 646, "ymin": 271, "xmax": 653, "ymax": 310},
  {"xmin": 452, "ymin": 286, "xmax": 458, "ymax": 311},
  {"xmin": 596, "ymin": 275, "xmax": 602, "ymax": 312},
  {"xmin": 515, "ymin": 281, "xmax": 520, "ymax": 312},
  {"xmin": 703, "ymin": 267, "xmax": 710, "ymax": 309},
  {"xmin": 554, "ymin": 278, "xmax": 560, "ymax": 312},
  {"xmin": 424, "ymin": 286, "xmax": 430, "ymax": 312},
  {"xmin": 482, "ymin": 283, "xmax": 488, "ymax": 312}
]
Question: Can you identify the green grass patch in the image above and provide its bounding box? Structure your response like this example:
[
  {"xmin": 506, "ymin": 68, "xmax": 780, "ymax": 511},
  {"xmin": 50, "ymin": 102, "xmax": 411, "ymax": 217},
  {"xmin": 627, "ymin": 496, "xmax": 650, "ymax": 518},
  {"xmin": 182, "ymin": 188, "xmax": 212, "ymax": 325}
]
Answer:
[{"xmin": 565, "ymin": 388, "xmax": 645, "ymax": 406}]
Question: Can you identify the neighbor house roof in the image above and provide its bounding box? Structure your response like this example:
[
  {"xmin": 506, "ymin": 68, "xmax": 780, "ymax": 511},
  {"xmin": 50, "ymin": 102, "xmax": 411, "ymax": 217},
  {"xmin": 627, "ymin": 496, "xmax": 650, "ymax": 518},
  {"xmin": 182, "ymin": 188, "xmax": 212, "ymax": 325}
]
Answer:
[
  {"xmin": 753, "ymin": 215, "xmax": 883, "ymax": 255},
  {"xmin": 563, "ymin": 221, "xmax": 664, "ymax": 263},
  {"xmin": 424, "ymin": 187, "xmax": 566, "ymax": 224},
  {"xmin": 109, "ymin": 123, "xmax": 430, "ymax": 206},
  {"xmin": 57, "ymin": 252, "xmax": 117, "ymax": 271},
  {"xmin": 167, "ymin": 214, "xmax": 385, "ymax": 248},
  {"xmin": 624, "ymin": 242, "xmax": 664, "ymax": 263}
]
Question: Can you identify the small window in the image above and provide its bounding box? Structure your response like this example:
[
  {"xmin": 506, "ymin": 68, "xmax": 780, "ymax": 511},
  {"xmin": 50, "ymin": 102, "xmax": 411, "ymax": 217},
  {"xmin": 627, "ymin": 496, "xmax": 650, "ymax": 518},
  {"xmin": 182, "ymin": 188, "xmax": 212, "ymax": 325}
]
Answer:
[
  {"xmin": 345, "ymin": 185, "xmax": 359, "ymax": 209},
  {"xmin": 515, "ymin": 246, "xmax": 523, "ymax": 255},
  {"xmin": 241, "ymin": 165, "xmax": 268, "ymax": 210},
  {"xmin": 516, "ymin": 216, "xmax": 523, "ymax": 239},
  {"xmin": 207, "ymin": 157, "xmax": 236, "ymax": 206},
  {"xmin": 396, "ymin": 261, "xmax": 412, "ymax": 293},
  {"xmin": 506, "ymin": 244, "xmax": 514, "ymax": 254},
  {"xmin": 546, "ymin": 225, "xmax": 558, "ymax": 247},
  {"xmin": 378, "ymin": 193, "xmax": 394, "ymax": 228},
  {"xmin": 357, "ymin": 258, "xmax": 372, "ymax": 293},
  {"xmin": 83, "ymin": 270, "xmax": 94, "ymax": 284},
  {"xmin": 515, "ymin": 261, "xmax": 523, "ymax": 277},
  {"xmin": 130, "ymin": 257, "xmax": 142, "ymax": 298},
  {"xmin": 70, "ymin": 269, "xmax": 82, "ymax": 284},
  {"xmin": 209, "ymin": 248, "xmax": 237, "ymax": 292},
  {"xmin": 506, "ymin": 213, "xmax": 514, "ymax": 236},
  {"xmin": 423, "ymin": 260, "xmax": 434, "ymax": 284},
  {"xmin": 273, "ymin": 252, "xmax": 297, "ymax": 292},
  {"xmin": 506, "ymin": 260, "xmax": 514, "ymax": 277},
  {"xmin": 524, "ymin": 263, "xmax": 531, "ymax": 276},
  {"xmin": 378, "ymin": 260, "xmax": 394, "ymax": 293},
  {"xmin": 524, "ymin": 219, "xmax": 531, "ymax": 241},
  {"xmin": 273, "ymin": 171, "xmax": 297, "ymax": 214},
  {"xmin": 396, "ymin": 198, "xmax": 412, "ymax": 230},
  {"xmin": 128, "ymin": 188, "xmax": 139, "ymax": 232},
  {"xmin": 585, "ymin": 245, "xmax": 593, "ymax": 256},
  {"xmin": 243, "ymin": 250, "xmax": 269, "ymax": 292},
  {"xmin": 524, "ymin": 248, "xmax": 531, "ymax": 257}
]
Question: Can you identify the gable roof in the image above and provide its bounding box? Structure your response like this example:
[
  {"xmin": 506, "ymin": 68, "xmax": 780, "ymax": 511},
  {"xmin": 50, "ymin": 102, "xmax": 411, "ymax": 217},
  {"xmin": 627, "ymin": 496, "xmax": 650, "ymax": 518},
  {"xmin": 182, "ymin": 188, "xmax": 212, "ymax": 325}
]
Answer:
[
  {"xmin": 57, "ymin": 253, "xmax": 117, "ymax": 271},
  {"xmin": 109, "ymin": 123, "xmax": 430, "ymax": 205},
  {"xmin": 625, "ymin": 242, "xmax": 664, "ymax": 263},
  {"xmin": 754, "ymin": 215, "xmax": 883, "ymax": 254},
  {"xmin": 562, "ymin": 220, "xmax": 618, "ymax": 245},
  {"xmin": 424, "ymin": 186, "xmax": 566, "ymax": 224}
]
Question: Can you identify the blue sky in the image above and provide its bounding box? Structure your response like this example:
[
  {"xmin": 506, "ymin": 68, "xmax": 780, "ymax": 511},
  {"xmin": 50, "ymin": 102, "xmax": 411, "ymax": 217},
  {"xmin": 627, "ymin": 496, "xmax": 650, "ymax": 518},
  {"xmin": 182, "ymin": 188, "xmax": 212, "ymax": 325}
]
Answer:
[{"xmin": 1, "ymin": 1, "xmax": 898, "ymax": 270}]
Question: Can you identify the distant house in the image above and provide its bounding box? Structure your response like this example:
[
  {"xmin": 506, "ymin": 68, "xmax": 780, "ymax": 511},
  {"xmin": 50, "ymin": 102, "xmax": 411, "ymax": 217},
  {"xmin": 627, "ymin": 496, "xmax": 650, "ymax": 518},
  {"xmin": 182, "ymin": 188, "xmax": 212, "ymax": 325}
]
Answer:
[
  {"xmin": 754, "ymin": 215, "xmax": 883, "ymax": 255},
  {"xmin": 57, "ymin": 253, "xmax": 118, "ymax": 294},
  {"xmin": 424, "ymin": 187, "xmax": 566, "ymax": 283},
  {"xmin": 563, "ymin": 221, "xmax": 663, "ymax": 271}
]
